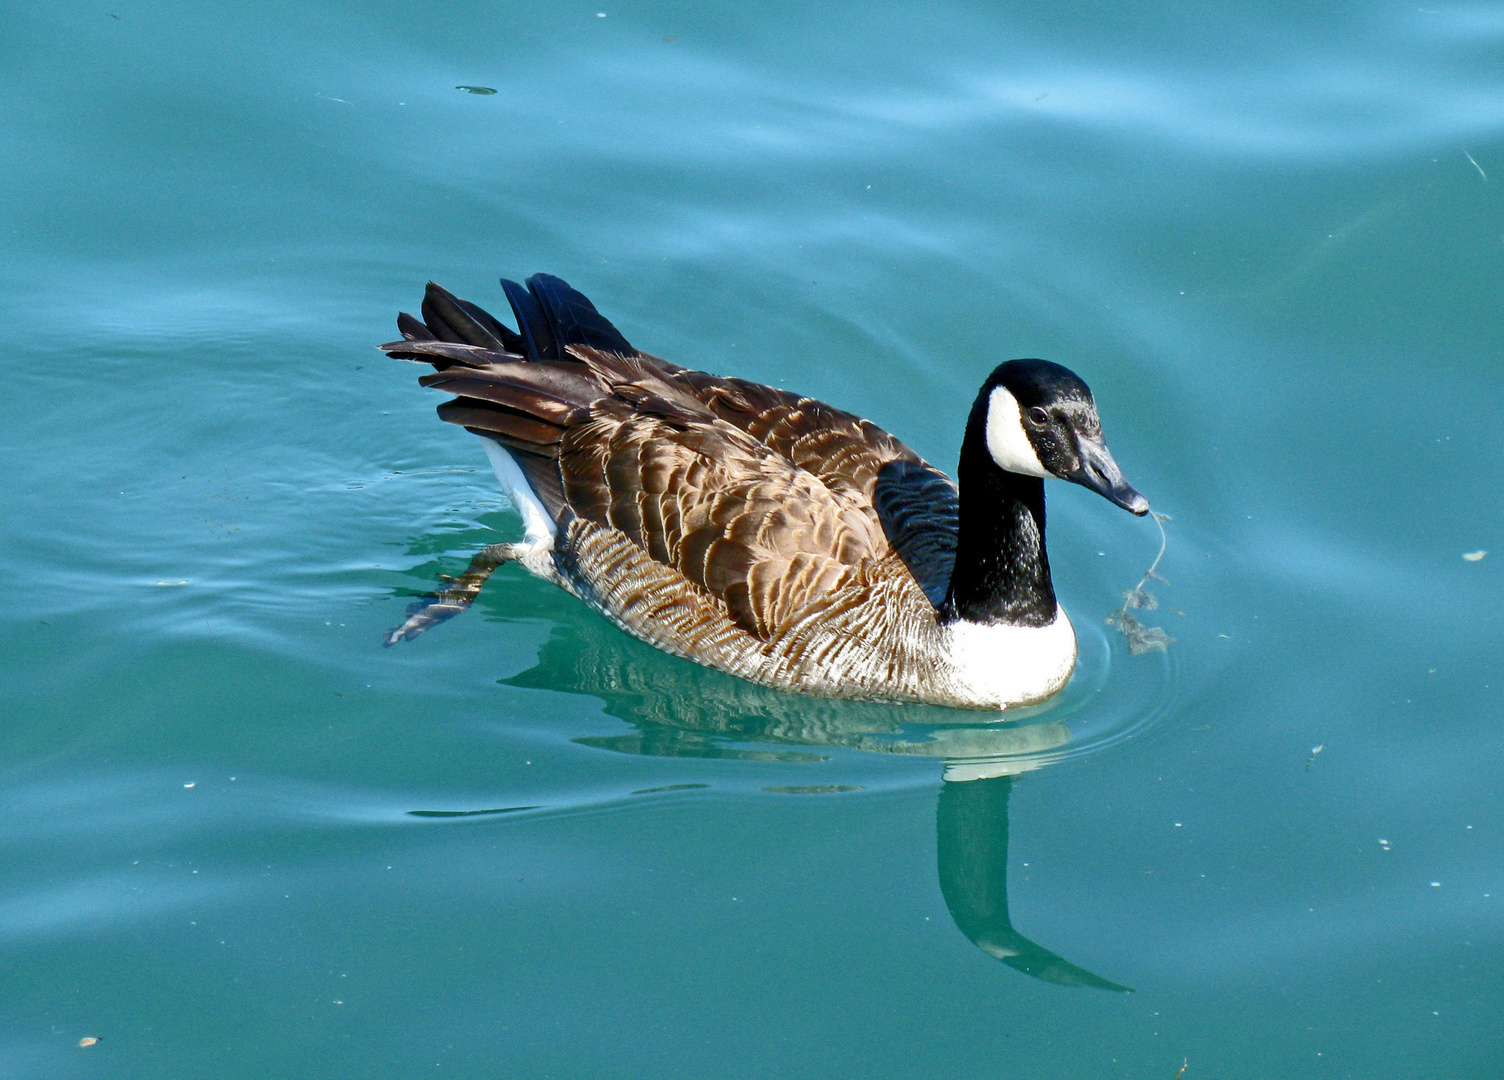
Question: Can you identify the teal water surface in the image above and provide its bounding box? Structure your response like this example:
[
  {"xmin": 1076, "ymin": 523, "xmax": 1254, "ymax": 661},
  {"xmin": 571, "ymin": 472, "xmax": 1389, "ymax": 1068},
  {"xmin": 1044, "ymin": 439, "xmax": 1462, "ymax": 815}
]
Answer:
[{"xmin": 4, "ymin": 1, "xmax": 1504, "ymax": 1077}]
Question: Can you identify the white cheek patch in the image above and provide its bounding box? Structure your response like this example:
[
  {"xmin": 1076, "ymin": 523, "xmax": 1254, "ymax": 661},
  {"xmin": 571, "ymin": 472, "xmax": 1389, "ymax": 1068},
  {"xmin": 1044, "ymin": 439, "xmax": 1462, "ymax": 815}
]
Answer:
[{"xmin": 984, "ymin": 386, "xmax": 1049, "ymax": 477}]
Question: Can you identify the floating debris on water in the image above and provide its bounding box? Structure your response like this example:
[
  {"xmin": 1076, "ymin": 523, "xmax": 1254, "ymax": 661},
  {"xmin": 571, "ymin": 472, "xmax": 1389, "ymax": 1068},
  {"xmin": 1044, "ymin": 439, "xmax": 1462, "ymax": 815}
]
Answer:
[
  {"xmin": 1464, "ymin": 147, "xmax": 1487, "ymax": 182},
  {"xmin": 79, "ymin": 1037, "xmax": 99, "ymax": 1047},
  {"xmin": 1463, "ymin": 550, "xmax": 1487, "ymax": 562},
  {"xmin": 763, "ymin": 785, "xmax": 863, "ymax": 795},
  {"xmin": 456, "ymin": 86, "xmax": 497, "ymax": 95},
  {"xmin": 1107, "ymin": 511, "xmax": 1175, "ymax": 654},
  {"xmin": 1378, "ymin": 838, "xmax": 1392, "ymax": 850},
  {"xmin": 1305, "ymin": 744, "xmax": 1324, "ymax": 771}
]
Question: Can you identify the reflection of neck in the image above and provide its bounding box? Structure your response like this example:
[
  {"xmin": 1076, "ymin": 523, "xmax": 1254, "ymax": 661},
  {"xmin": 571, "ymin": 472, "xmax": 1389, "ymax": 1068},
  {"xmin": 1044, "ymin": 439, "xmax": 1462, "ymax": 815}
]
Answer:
[
  {"xmin": 942, "ymin": 430, "xmax": 1057, "ymax": 628},
  {"xmin": 936, "ymin": 775, "xmax": 1132, "ymax": 992},
  {"xmin": 937, "ymin": 774, "xmax": 1015, "ymax": 939}
]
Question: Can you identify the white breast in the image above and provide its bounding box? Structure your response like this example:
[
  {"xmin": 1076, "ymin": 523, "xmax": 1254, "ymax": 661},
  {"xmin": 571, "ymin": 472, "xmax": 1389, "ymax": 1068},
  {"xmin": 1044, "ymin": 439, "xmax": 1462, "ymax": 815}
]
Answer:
[{"xmin": 938, "ymin": 607, "xmax": 1077, "ymax": 709}]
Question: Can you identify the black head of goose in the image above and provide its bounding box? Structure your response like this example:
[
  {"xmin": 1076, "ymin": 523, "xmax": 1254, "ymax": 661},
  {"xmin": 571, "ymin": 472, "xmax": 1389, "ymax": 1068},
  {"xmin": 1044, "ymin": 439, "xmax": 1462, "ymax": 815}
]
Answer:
[{"xmin": 382, "ymin": 274, "xmax": 1148, "ymax": 710}]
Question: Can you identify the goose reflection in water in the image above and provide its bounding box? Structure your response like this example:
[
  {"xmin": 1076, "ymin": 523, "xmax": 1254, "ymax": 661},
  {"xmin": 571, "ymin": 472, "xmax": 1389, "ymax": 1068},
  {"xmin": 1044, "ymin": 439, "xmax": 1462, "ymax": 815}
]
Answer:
[{"xmin": 484, "ymin": 574, "xmax": 1130, "ymax": 992}]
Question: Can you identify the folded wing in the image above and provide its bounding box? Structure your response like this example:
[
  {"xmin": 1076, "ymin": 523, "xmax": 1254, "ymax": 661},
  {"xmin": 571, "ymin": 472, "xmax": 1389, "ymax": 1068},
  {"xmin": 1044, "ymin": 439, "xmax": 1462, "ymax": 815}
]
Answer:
[{"xmin": 382, "ymin": 278, "xmax": 960, "ymax": 630}]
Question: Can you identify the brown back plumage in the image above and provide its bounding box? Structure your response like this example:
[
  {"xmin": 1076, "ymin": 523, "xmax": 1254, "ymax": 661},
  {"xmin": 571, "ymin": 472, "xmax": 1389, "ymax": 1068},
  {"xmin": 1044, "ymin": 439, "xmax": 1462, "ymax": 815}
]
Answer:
[{"xmin": 382, "ymin": 280, "xmax": 959, "ymax": 641}]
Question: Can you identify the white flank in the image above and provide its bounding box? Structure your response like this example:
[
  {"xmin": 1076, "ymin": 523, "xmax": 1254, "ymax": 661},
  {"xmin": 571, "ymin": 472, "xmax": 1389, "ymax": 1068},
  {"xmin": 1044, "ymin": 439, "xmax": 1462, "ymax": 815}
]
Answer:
[
  {"xmin": 939, "ymin": 606, "xmax": 1077, "ymax": 709},
  {"xmin": 984, "ymin": 386, "xmax": 1049, "ymax": 477},
  {"xmin": 481, "ymin": 438, "xmax": 556, "ymax": 549}
]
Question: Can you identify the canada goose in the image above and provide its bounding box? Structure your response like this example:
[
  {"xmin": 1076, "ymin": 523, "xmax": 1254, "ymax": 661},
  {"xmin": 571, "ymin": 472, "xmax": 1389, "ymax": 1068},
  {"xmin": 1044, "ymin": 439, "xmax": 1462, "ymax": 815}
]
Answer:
[{"xmin": 382, "ymin": 273, "xmax": 1148, "ymax": 709}]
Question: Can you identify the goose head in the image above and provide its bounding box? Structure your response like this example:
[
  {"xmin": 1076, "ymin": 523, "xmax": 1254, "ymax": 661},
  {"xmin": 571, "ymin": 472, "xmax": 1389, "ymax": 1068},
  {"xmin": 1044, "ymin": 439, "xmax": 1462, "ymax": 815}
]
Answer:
[{"xmin": 978, "ymin": 359, "xmax": 1149, "ymax": 515}]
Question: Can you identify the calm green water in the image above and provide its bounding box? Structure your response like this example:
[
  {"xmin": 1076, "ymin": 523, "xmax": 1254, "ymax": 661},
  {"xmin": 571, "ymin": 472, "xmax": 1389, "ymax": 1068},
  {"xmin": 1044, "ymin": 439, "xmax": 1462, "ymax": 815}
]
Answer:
[{"xmin": 5, "ymin": 1, "xmax": 1504, "ymax": 1076}]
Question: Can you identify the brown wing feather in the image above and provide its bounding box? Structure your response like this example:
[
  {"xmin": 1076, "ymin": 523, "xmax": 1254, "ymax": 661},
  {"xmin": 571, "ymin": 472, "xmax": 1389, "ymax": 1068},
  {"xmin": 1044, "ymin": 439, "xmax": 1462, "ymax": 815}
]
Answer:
[
  {"xmin": 555, "ymin": 383, "xmax": 886, "ymax": 638},
  {"xmin": 663, "ymin": 370, "xmax": 959, "ymax": 608},
  {"xmin": 382, "ymin": 292, "xmax": 955, "ymax": 631},
  {"xmin": 667, "ymin": 371, "xmax": 921, "ymax": 502}
]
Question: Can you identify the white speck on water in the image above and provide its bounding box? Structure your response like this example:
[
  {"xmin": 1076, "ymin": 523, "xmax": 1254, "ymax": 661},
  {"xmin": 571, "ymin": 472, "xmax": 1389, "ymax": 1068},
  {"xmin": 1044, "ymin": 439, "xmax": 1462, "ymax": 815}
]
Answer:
[
  {"xmin": 1378, "ymin": 839, "xmax": 1392, "ymax": 849},
  {"xmin": 1463, "ymin": 550, "xmax": 1487, "ymax": 561},
  {"xmin": 1431, "ymin": 881, "xmax": 1441, "ymax": 887},
  {"xmin": 183, "ymin": 782, "xmax": 195, "ymax": 789}
]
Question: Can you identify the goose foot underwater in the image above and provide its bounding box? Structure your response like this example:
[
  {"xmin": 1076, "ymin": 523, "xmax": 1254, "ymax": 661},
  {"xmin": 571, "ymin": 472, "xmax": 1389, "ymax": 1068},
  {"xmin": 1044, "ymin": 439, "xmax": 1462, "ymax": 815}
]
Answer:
[
  {"xmin": 383, "ymin": 541, "xmax": 526, "ymax": 645},
  {"xmin": 382, "ymin": 273, "xmax": 1148, "ymax": 710}
]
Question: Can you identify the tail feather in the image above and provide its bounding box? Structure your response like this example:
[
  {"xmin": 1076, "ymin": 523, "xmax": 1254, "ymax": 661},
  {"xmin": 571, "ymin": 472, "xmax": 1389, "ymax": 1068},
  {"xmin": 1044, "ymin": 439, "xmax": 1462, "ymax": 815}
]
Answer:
[
  {"xmin": 420, "ymin": 282, "xmax": 506, "ymax": 351},
  {"xmin": 502, "ymin": 278, "xmax": 559, "ymax": 362},
  {"xmin": 397, "ymin": 311, "xmax": 435, "ymax": 341},
  {"xmin": 382, "ymin": 273, "xmax": 637, "ymax": 522},
  {"xmin": 452, "ymin": 293, "xmax": 525, "ymax": 353},
  {"xmin": 389, "ymin": 273, "xmax": 631, "ymax": 365},
  {"xmin": 526, "ymin": 273, "xmax": 634, "ymax": 357}
]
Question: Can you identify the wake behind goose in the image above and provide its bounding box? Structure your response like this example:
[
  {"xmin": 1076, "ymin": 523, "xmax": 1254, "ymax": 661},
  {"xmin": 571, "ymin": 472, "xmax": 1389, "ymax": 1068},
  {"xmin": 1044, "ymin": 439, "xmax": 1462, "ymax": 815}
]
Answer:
[{"xmin": 382, "ymin": 273, "xmax": 1147, "ymax": 710}]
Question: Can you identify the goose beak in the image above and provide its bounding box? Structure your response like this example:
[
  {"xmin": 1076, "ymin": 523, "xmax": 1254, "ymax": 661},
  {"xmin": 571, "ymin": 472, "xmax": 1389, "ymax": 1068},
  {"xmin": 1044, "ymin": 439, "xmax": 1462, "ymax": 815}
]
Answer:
[{"xmin": 1070, "ymin": 437, "xmax": 1149, "ymax": 515}]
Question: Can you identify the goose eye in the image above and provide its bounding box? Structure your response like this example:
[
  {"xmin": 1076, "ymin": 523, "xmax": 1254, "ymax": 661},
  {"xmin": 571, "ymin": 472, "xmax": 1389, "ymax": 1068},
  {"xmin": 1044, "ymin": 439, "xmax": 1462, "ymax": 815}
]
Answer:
[{"xmin": 1027, "ymin": 407, "xmax": 1049, "ymax": 425}]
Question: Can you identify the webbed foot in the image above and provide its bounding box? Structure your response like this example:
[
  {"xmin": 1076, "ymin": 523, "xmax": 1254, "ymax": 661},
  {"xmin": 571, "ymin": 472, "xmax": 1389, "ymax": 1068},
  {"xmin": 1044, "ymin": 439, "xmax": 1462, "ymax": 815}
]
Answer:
[{"xmin": 383, "ymin": 543, "xmax": 525, "ymax": 645}]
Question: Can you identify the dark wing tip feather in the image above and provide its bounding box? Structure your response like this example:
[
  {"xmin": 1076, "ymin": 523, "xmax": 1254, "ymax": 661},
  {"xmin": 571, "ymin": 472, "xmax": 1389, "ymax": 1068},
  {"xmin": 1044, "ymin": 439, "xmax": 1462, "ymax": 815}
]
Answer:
[
  {"xmin": 397, "ymin": 311, "xmax": 435, "ymax": 341},
  {"xmin": 422, "ymin": 282, "xmax": 524, "ymax": 352},
  {"xmin": 502, "ymin": 278, "xmax": 558, "ymax": 362},
  {"xmin": 386, "ymin": 274, "xmax": 630, "ymax": 368},
  {"xmin": 526, "ymin": 273, "xmax": 634, "ymax": 357}
]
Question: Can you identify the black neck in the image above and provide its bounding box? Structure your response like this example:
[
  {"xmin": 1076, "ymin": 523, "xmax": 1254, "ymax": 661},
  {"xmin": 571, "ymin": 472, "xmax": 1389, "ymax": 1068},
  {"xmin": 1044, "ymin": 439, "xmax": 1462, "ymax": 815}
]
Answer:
[{"xmin": 940, "ymin": 422, "xmax": 1057, "ymax": 627}]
